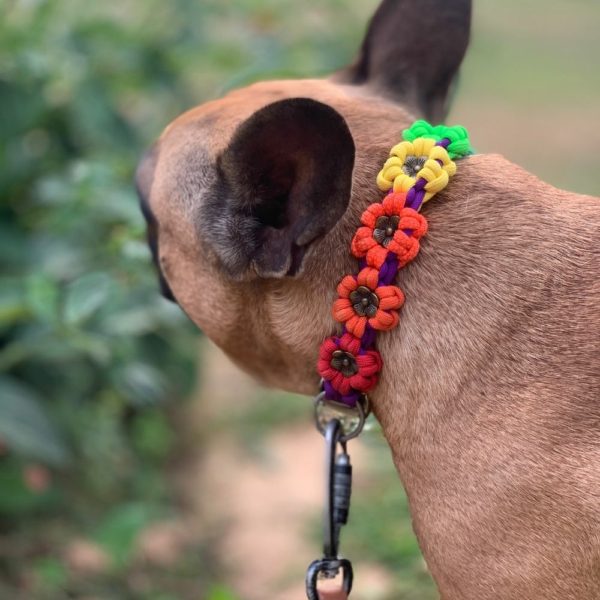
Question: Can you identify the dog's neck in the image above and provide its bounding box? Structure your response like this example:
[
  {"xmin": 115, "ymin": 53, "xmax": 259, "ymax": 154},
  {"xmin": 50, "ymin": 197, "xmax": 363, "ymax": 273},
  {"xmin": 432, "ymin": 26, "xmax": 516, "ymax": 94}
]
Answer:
[
  {"xmin": 372, "ymin": 152, "xmax": 550, "ymax": 429},
  {"xmin": 372, "ymin": 152, "xmax": 542, "ymax": 453},
  {"xmin": 364, "ymin": 151, "xmax": 599, "ymax": 592}
]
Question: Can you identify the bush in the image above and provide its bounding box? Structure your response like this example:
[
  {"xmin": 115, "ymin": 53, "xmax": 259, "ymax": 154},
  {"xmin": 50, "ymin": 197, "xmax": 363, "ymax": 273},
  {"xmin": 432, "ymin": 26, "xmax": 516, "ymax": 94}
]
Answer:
[
  {"xmin": 0, "ymin": 1, "xmax": 374, "ymax": 595},
  {"xmin": 0, "ymin": 2, "xmax": 202, "ymax": 595}
]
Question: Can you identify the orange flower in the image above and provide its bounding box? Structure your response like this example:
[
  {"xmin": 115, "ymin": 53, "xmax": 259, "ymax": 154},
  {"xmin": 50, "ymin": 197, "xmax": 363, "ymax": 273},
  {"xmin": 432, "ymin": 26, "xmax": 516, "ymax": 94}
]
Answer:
[
  {"xmin": 332, "ymin": 267, "xmax": 404, "ymax": 337},
  {"xmin": 351, "ymin": 192, "xmax": 428, "ymax": 268}
]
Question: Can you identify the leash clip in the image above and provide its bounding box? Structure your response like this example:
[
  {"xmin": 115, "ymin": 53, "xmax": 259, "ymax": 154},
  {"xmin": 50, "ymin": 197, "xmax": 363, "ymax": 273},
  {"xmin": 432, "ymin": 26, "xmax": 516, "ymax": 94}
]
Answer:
[
  {"xmin": 305, "ymin": 557, "xmax": 353, "ymax": 600},
  {"xmin": 306, "ymin": 418, "xmax": 355, "ymax": 599}
]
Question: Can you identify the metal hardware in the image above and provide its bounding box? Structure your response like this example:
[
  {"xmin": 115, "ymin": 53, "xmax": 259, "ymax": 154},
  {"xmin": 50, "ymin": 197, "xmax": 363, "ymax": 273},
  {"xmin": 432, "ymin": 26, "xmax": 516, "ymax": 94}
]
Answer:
[
  {"xmin": 305, "ymin": 557, "xmax": 353, "ymax": 600},
  {"xmin": 349, "ymin": 286, "xmax": 379, "ymax": 317},
  {"xmin": 314, "ymin": 392, "xmax": 369, "ymax": 442},
  {"xmin": 330, "ymin": 350, "xmax": 359, "ymax": 377},
  {"xmin": 306, "ymin": 418, "xmax": 355, "ymax": 599},
  {"xmin": 307, "ymin": 384, "xmax": 371, "ymax": 598}
]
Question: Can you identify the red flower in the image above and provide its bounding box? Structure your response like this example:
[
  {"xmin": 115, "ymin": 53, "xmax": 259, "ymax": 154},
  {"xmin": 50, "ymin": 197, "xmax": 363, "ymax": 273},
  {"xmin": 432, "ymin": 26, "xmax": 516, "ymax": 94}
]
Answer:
[
  {"xmin": 351, "ymin": 192, "xmax": 428, "ymax": 268},
  {"xmin": 317, "ymin": 333, "xmax": 382, "ymax": 395},
  {"xmin": 332, "ymin": 267, "xmax": 404, "ymax": 337}
]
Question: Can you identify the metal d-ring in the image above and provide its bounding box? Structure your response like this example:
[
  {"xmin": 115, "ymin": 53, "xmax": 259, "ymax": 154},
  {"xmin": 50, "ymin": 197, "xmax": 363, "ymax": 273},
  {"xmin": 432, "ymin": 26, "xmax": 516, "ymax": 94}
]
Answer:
[{"xmin": 314, "ymin": 391, "xmax": 369, "ymax": 442}]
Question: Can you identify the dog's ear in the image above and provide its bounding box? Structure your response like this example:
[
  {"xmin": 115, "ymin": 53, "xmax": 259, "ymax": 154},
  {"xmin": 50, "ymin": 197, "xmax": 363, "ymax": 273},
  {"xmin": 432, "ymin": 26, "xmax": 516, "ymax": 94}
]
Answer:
[
  {"xmin": 205, "ymin": 98, "xmax": 355, "ymax": 279},
  {"xmin": 339, "ymin": 0, "xmax": 472, "ymax": 122},
  {"xmin": 135, "ymin": 143, "xmax": 176, "ymax": 302}
]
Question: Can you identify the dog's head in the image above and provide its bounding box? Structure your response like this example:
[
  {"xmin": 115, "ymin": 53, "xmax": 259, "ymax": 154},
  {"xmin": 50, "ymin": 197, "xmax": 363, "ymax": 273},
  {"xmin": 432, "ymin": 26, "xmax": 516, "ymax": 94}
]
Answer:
[{"xmin": 136, "ymin": 0, "xmax": 471, "ymax": 393}]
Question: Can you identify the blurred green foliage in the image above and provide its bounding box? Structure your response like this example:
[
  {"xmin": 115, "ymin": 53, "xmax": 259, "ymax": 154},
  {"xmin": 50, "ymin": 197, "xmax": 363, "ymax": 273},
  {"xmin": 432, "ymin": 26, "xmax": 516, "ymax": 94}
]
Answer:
[
  {"xmin": 1, "ymin": 0, "xmax": 201, "ymax": 492},
  {"xmin": 0, "ymin": 0, "xmax": 376, "ymax": 596},
  {"xmin": 0, "ymin": 0, "xmax": 206, "ymax": 596}
]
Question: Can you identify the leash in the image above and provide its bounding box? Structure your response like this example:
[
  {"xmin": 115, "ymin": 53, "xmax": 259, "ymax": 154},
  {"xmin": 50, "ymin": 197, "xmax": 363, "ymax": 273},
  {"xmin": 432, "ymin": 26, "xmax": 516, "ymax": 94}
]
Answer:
[
  {"xmin": 306, "ymin": 394, "xmax": 367, "ymax": 600},
  {"xmin": 306, "ymin": 120, "xmax": 473, "ymax": 599}
]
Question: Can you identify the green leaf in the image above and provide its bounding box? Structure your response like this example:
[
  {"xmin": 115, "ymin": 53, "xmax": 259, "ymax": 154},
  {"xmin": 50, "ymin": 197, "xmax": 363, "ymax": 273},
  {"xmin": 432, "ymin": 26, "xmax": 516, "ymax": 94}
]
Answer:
[
  {"xmin": 25, "ymin": 272, "xmax": 59, "ymax": 323},
  {"xmin": 0, "ymin": 461, "xmax": 52, "ymax": 514},
  {"xmin": 63, "ymin": 272, "xmax": 112, "ymax": 325},
  {"xmin": 32, "ymin": 557, "xmax": 68, "ymax": 590},
  {"xmin": 0, "ymin": 376, "xmax": 69, "ymax": 466},
  {"xmin": 101, "ymin": 305, "xmax": 158, "ymax": 336},
  {"xmin": 206, "ymin": 584, "xmax": 240, "ymax": 600},
  {"xmin": 93, "ymin": 502, "xmax": 157, "ymax": 568},
  {"xmin": 0, "ymin": 223, "xmax": 29, "ymax": 270},
  {"xmin": 66, "ymin": 330, "xmax": 112, "ymax": 365},
  {"xmin": 115, "ymin": 362, "xmax": 168, "ymax": 406},
  {"xmin": 131, "ymin": 410, "xmax": 173, "ymax": 460},
  {"xmin": 0, "ymin": 278, "xmax": 27, "ymax": 326}
]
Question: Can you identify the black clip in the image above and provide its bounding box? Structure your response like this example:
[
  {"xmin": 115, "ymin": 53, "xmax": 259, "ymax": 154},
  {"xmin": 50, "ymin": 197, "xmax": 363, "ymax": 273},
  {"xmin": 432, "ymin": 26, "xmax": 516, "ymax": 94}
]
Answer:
[
  {"xmin": 324, "ymin": 419, "xmax": 352, "ymax": 558},
  {"xmin": 305, "ymin": 557, "xmax": 353, "ymax": 600},
  {"xmin": 305, "ymin": 419, "xmax": 354, "ymax": 599}
]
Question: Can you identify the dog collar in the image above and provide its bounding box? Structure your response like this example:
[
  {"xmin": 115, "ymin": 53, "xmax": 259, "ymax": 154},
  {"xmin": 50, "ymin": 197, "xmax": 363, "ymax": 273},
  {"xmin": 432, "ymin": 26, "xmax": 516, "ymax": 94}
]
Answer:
[{"xmin": 317, "ymin": 119, "xmax": 473, "ymax": 407}]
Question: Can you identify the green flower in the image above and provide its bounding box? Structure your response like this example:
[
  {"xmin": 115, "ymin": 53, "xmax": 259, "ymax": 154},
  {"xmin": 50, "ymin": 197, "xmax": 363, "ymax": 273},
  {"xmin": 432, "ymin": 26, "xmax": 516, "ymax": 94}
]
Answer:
[{"xmin": 402, "ymin": 120, "xmax": 473, "ymax": 159}]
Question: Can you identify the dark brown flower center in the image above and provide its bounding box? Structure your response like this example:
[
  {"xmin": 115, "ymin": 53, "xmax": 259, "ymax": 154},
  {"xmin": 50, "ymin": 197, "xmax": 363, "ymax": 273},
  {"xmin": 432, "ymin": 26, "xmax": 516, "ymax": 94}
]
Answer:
[
  {"xmin": 402, "ymin": 155, "xmax": 428, "ymax": 178},
  {"xmin": 330, "ymin": 350, "xmax": 358, "ymax": 377},
  {"xmin": 373, "ymin": 215, "xmax": 400, "ymax": 247},
  {"xmin": 349, "ymin": 285, "xmax": 379, "ymax": 318}
]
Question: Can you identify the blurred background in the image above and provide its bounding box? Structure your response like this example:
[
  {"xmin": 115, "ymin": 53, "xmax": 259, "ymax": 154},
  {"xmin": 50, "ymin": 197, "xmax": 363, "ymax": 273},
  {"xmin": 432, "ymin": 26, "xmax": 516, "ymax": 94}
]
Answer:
[{"xmin": 1, "ymin": 0, "xmax": 598, "ymax": 599}]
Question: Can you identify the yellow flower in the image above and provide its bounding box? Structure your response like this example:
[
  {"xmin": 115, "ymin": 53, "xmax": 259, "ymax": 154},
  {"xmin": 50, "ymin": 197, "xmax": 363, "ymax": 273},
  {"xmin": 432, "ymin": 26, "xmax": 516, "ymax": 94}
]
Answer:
[{"xmin": 376, "ymin": 138, "xmax": 457, "ymax": 202}]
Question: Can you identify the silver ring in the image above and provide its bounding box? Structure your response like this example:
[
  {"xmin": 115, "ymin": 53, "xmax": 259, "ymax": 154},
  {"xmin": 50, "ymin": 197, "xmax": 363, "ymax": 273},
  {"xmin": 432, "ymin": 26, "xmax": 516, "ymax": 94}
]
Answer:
[{"xmin": 314, "ymin": 391, "xmax": 369, "ymax": 442}]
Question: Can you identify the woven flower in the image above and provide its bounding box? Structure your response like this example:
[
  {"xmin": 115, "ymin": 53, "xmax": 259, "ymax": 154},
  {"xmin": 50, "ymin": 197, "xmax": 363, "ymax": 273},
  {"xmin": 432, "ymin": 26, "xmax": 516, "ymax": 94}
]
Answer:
[
  {"xmin": 351, "ymin": 192, "xmax": 428, "ymax": 268},
  {"xmin": 317, "ymin": 333, "xmax": 382, "ymax": 395},
  {"xmin": 376, "ymin": 138, "xmax": 456, "ymax": 202},
  {"xmin": 332, "ymin": 267, "xmax": 404, "ymax": 338},
  {"xmin": 402, "ymin": 120, "xmax": 472, "ymax": 159}
]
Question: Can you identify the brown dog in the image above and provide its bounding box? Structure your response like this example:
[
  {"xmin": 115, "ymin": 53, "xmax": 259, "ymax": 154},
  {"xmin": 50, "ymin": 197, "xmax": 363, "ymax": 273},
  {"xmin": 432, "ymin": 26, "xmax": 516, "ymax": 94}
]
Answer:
[{"xmin": 136, "ymin": 1, "xmax": 600, "ymax": 598}]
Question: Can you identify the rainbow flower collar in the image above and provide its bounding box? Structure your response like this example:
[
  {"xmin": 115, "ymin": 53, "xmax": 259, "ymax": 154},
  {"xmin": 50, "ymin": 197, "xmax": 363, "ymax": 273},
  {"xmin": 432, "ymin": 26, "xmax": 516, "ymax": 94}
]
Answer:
[{"xmin": 317, "ymin": 120, "xmax": 473, "ymax": 406}]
